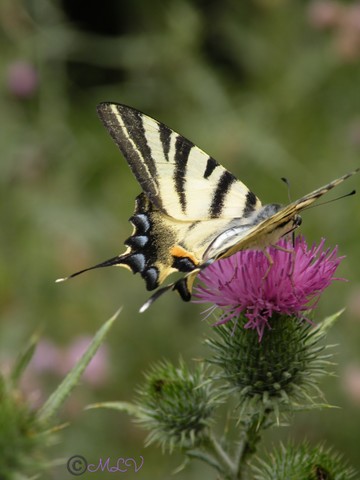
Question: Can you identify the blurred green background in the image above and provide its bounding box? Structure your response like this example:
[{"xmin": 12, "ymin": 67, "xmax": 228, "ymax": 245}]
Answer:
[{"xmin": 1, "ymin": 0, "xmax": 360, "ymax": 478}]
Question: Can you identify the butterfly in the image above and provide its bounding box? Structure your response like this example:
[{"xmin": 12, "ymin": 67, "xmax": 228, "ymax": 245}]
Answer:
[{"xmin": 56, "ymin": 103, "xmax": 358, "ymax": 312}]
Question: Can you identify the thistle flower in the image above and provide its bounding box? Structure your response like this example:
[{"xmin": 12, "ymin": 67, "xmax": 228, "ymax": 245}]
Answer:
[
  {"xmin": 252, "ymin": 442, "xmax": 357, "ymax": 479},
  {"xmin": 195, "ymin": 237, "xmax": 344, "ymax": 340},
  {"xmin": 206, "ymin": 316, "xmax": 335, "ymax": 416},
  {"xmin": 133, "ymin": 360, "xmax": 220, "ymax": 452}
]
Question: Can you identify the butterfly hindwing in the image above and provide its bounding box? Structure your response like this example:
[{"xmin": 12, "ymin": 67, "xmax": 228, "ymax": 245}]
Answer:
[{"xmin": 118, "ymin": 192, "xmax": 260, "ymax": 289}]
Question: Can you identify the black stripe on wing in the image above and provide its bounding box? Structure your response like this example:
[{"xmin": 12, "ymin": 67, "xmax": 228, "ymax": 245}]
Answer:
[
  {"xmin": 117, "ymin": 106, "xmax": 158, "ymax": 179},
  {"xmin": 209, "ymin": 170, "xmax": 237, "ymax": 218},
  {"xmin": 173, "ymin": 135, "xmax": 194, "ymax": 214},
  {"xmin": 159, "ymin": 123, "xmax": 172, "ymax": 162},
  {"xmin": 204, "ymin": 157, "xmax": 219, "ymax": 179},
  {"xmin": 97, "ymin": 103, "xmax": 164, "ymax": 211},
  {"xmin": 243, "ymin": 191, "xmax": 258, "ymax": 217}
]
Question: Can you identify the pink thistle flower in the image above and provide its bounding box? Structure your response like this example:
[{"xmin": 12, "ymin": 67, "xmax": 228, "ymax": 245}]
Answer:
[{"xmin": 194, "ymin": 237, "xmax": 344, "ymax": 340}]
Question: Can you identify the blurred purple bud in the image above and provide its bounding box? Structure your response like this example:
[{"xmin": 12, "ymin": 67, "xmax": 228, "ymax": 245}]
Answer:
[
  {"xmin": 6, "ymin": 60, "xmax": 39, "ymax": 98},
  {"xmin": 65, "ymin": 336, "xmax": 110, "ymax": 387}
]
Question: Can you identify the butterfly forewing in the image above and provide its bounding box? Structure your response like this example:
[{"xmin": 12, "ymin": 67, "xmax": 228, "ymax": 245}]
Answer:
[{"xmin": 97, "ymin": 103, "xmax": 261, "ymax": 221}]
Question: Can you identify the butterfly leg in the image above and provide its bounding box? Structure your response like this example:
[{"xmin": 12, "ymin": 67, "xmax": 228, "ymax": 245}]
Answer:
[
  {"xmin": 270, "ymin": 244, "xmax": 294, "ymax": 255},
  {"xmin": 269, "ymin": 243, "xmax": 301, "ymax": 297},
  {"xmin": 270, "ymin": 242, "xmax": 296, "ymax": 281},
  {"xmin": 262, "ymin": 249, "xmax": 274, "ymax": 281},
  {"xmin": 262, "ymin": 243, "xmax": 295, "ymax": 282}
]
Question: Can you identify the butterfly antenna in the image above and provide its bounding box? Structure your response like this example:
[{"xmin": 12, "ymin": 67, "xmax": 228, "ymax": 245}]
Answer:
[
  {"xmin": 302, "ymin": 189, "xmax": 356, "ymax": 211},
  {"xmin": 55, "ymin": 255, "xmax": 122, "ymax": 283},
  {"xmin": 281, "ymin": 177, "xmax": 292, "ymax": 203}
]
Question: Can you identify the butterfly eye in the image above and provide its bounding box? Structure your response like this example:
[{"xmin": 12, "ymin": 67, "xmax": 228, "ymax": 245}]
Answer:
[{"xmin": 294, "ymin": 215, "xmax": 302, "ymax": 227}]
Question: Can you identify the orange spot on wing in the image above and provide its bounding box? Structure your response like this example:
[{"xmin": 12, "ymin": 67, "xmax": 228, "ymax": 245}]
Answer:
[{"xmin": 170, "ymin": 246, "xmax": 199, "ymax": 265}]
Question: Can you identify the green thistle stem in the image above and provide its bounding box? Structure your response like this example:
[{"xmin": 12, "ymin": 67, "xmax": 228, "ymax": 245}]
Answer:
[
  {"xmin": 201, "ymin": 433, "xmax": 237, "ymax": 478},
  {"xmin": 234, "ymin": 412, "xmax": 272, "ymax": 479},
  {"xmin": 189, "ymin": 418, "xmax": 270, "ymax": 480},
  {"xmin": 234, "ymin": 435, "xmax": 249, "ymax": 479}
]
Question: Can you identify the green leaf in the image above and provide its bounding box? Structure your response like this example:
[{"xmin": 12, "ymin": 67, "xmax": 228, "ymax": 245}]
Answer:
[
  {"xmin": 37, "ymin": 308, "xmax": 120, "ymax": 423},
  {"xmin": 10, "ymin": 331, "xmax": 40, "ymax": 384},
  {"xmin": 313, "ymin": 308, "xmax": 345, "ymax": 339}
]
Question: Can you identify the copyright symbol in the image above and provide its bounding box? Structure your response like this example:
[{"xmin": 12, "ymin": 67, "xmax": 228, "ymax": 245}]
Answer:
[{"xmin": 67, "ymin": 455, "xmax": 88, "ymax": 476}]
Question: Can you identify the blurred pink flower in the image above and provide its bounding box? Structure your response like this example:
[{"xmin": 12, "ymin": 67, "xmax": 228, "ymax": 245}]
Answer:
[
  {"xmin": 19, "ymin": 341, "xmax": 60, "ymax": 409},
  {"xmin": 308, "ymin": 0, "xmax": 342, "ymax": 29},
  {"xmin": 29, "ymin": 336, "xmax": 110, "ymax": 388},
  {"xmin": 342, "ymin": 4, "xmax": 360, "ymax": 33},
  {"xmin": 343, "ymin": 364, "xmax": 360, "ymax": 405},
  {"xmin": 308, "ymin": 1, "xmax": 360, "ymax": 61},
  {"xmin": 194, "ymin": 237, "xmax": 344, "ymax": 340},
  {"xmin": 337, "ymin": 5, "xmax": 360, "ymax": 60},
  {"xmin": 336, "ymin": 28, "xmax": 360, "ymax": 61},
  {"xmin": 6, "ymin": 61, "xmax": 39, "ymax": 98},
  {"xmin": 63, "ymin": 336, "xmax": 110, "ymax": 387},
  {"xmin": 31, "ymin": 339, "xmax": 62, "ymax": 373}
]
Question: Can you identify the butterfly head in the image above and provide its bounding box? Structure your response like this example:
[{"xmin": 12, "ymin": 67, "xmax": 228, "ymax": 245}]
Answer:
[
  {"xmin": 242, "ymin": 202, "xmax": 303, "ymax": 250},
  {"xmin": 257, "ymin": 201, "xmax": 302, "ymax": 228},
  {"xmin": 292, "ymin": 214, "xmax": 302, "ymax": 229}
]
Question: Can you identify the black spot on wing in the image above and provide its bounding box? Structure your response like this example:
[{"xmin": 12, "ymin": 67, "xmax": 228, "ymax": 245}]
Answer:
[
  {"xmin": 130, "ymin": 214, "xmax": 151, "ymax": 234},
  {"xmin": 173, "ymin": 135, "xmax": 194, "ymax": 214},
  {"xmin": 125, "ymin": 235, "xmax": 148, "ymax": 249},
  {"xmin": 159, "ymin": 123, "xmax": 172, "ymax": 162},
  {"xmin": 172, "ymin": 256, "xmax": 196, "ymax": 272},
  {"xmin": 243, "ymin": 190, "xmax": 258, "ymax": 217},
  {"xmin": 124, "ymin": 194, "xmax": 157, "ymax": 280},
  {"xmin": 142, "ymin": 267, "xmax": 159, "ymax": 290},
  {"xmin": 204, "ymin": 157, "xmax": 219, "ymax": 179},
  {"xmin": 124, "ymin": 193, "xmax": 177, "ymax": 291},
  {"xmin": 123, "ymin": 253, "xmax": 146, "ymax": 273},
  {"xmin": 209, "ymin": 171, "xmax": 237, "ymax": 218},
  {"xmin": 174, "ymin": 278, "xmax": 192, "ymax": 302}
]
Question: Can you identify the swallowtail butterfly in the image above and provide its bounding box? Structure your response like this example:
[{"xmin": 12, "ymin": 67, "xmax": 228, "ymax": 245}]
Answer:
[{"xmin": 57, "ymin": 103, "xmax": 358, "ymax": 312}]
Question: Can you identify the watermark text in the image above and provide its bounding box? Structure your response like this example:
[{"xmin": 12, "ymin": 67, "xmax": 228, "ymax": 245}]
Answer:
[{"xmin": 67, "ymin": 455, "xmax": 144, "ymax": 475}]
